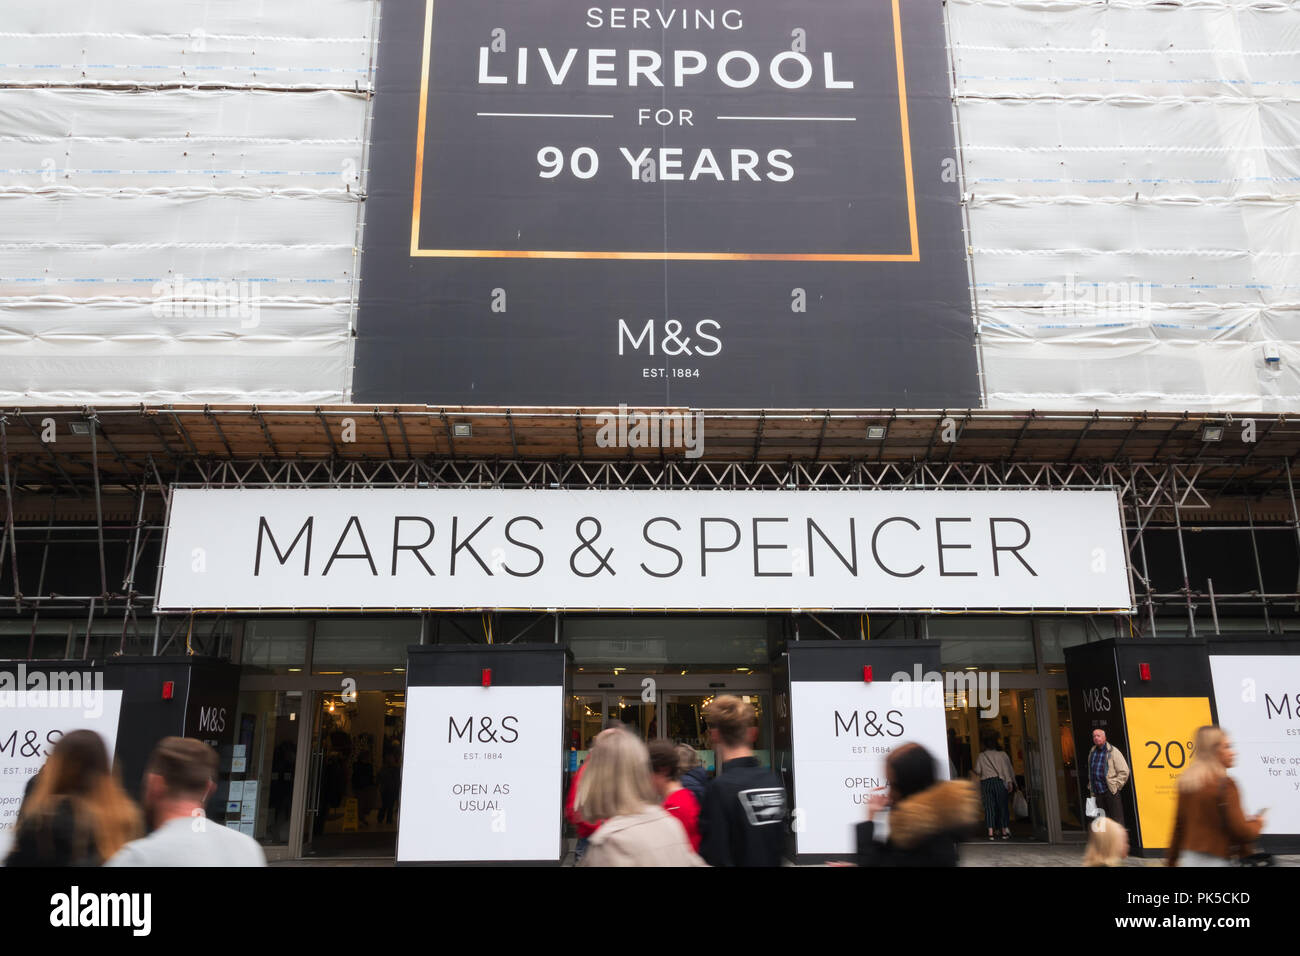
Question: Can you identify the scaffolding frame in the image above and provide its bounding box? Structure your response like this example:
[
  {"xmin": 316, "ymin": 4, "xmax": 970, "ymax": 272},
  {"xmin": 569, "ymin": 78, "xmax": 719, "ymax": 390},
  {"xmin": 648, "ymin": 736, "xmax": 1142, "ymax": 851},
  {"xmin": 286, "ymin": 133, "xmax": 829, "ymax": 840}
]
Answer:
[{"xmin": 3, "ymin": 408, "xmax": 1300, "ymax": 658}]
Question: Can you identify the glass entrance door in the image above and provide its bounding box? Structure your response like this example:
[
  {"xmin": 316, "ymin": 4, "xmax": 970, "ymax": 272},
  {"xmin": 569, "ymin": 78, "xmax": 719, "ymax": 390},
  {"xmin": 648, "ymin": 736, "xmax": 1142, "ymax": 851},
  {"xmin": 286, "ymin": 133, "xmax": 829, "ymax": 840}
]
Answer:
[
  {"xmin": 302, "ymin": 689, "xmax": 405, "ymax": 858},
  {"xmin": 567, "ymin": 678, "xmax": 773, "ymax": 773},
  {"xmin": 663, "ymin": 692, "xmax": 772, "ymax": 771},
  {"xmin": 228, "ymin": 689, "xmax": 303, "ymax": 848},
  {"xmin": 606, "ymin": 693, "xmax": 657, "ymax": 740},
  {"xmin": 1049, "ymin": 689, "xmax": 1086, "ymax": 834},
  {"xmin": 947, "ymin": 687, "xmax": 1049, "ymax": 841}
]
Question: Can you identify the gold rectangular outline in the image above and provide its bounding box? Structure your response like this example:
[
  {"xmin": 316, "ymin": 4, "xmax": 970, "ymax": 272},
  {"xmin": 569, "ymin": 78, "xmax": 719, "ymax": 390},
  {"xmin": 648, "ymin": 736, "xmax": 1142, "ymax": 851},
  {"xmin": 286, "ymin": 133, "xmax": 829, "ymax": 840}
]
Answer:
[{"xmin": 408, "ymin": 0, "xmax": 919, "ymax": 262}]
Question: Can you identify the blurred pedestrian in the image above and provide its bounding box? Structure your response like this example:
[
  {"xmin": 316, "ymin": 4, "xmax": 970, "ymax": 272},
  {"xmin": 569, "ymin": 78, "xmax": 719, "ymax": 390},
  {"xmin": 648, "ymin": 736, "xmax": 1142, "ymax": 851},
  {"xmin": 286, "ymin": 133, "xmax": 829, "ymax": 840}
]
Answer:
[
  {"xmin": 1082, "ymin": 816, "xmax": 1129, "ymax": 866},
  {"xmin": 1167, "ymin": 726, "xmax": 1265, "ymax": 867},
  {"xmin": 565, "ymin": 733, "xmax": 611, "ymax": 864},
  {"xmin": 855, "ymin": 742, "xmax": 980, "ymax": 867},
  {"xmin": 106, "ymin": 737, "xmax": 265, "ymax": 866},
  {"xmin": 575, "ymin": 728, "xmax": 705, "ymax": 867},
  {"xmin": 677, "ymin": 743, "xmax": 710, "ymax": 806},
  {"xmin": 698, "ymin": 695, "xmax": 786, "ymax": 867},
  {"xmin": 649, "ymin": 739, "xmax": 701, "ymax": 851},
  {"xmin": 4, "ymin": 729, "xmax": 142, "ymax": 867}
]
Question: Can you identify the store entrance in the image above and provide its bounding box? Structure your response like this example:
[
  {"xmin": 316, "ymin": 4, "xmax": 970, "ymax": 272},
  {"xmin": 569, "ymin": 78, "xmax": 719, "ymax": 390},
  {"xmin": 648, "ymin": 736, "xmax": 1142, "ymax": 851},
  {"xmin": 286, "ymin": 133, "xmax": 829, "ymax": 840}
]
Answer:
[
  {"xmin": 947, "ymin": 687, "xmax": 1053, "ymax": 842},
  {"xmin": 569, "ymin": 675, "xmax": 773, "ymax": 773},
  {"xmin": 302, "ymin": 689, "xmax": 405, "ymax": 858}
]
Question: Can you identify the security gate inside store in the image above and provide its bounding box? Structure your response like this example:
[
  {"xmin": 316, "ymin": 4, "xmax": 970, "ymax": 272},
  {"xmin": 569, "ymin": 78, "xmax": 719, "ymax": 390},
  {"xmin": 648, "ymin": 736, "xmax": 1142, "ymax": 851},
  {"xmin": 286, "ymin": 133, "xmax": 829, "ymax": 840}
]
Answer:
[{"xmin": 568, "ymin": 675, "xmax": 774, "ymax": 771}]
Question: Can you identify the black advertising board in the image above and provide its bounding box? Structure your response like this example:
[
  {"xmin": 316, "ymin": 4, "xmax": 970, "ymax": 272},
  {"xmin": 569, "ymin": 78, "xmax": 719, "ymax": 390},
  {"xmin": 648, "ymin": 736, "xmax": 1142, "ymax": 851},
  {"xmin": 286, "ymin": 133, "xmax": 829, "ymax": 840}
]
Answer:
[
  {"xmin": 1063, "ymin": 643, "xmax": 1132, "ymax": 843},
  {"xmin": 106, "ymin": 658, "xmax": 241, "ymax": 819},
  {"xmin": 355, "ymin": 0, "xmax": 978, "ymax": 407},
  {"xmin": 1065, "ymin": 640, "xmax": 1216, "ymax": 855}
]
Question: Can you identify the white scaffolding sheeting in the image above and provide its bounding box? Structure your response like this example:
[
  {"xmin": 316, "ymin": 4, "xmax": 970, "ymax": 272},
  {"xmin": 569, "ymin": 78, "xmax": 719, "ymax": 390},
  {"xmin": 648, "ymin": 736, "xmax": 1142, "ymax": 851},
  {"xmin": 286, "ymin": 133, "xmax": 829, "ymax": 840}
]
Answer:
[
  {"xmin": 0, "ymin": 0, "xmax": 375, "ymax": 405},
  {"xmin": 0, "ymin": 0, "xmax": 374, "ymax": 88},
  {"xmin": 950, "ymin": 0, "xmax": 1300, "ymax": 411}
]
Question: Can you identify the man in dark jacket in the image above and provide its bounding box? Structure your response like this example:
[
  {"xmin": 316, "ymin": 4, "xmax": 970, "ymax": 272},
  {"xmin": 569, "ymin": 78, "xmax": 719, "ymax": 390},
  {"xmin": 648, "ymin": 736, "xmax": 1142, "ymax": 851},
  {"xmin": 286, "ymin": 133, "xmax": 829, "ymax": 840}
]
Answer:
[{"xmin": 698, "ymin": 695, "xmax": 786, "ymax": 866}]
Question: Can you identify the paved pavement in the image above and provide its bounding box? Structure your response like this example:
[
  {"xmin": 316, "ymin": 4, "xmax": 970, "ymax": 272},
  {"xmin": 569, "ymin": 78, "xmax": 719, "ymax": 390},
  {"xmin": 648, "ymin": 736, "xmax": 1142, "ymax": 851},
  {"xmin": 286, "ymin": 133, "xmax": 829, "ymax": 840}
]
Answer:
[
  {"xmin": 271, "ymin": 842, "xmax": 1299, "ymax": 866},
  {"xmin": 957, "ymin": 843, "xmax": 1296, "ymax": 867}
]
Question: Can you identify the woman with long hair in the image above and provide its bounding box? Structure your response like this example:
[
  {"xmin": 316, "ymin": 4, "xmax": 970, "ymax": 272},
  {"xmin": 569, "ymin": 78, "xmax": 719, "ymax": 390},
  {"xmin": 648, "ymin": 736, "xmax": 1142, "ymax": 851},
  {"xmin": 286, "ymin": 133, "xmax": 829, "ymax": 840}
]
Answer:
[
  {"xmin": 575, "ymin": 727, "xmax": 705, "ymax": 867},
  {"xmin": 4, "ymin": 729, "xmax": 142, "ymax": 867},
  {"xmin": 855, "ymin": 742, "xmax": 982, "ymax": 867},
  {"xmin": 1167, "ymin": 725, "xmax": 1265, "ymax": 867}
]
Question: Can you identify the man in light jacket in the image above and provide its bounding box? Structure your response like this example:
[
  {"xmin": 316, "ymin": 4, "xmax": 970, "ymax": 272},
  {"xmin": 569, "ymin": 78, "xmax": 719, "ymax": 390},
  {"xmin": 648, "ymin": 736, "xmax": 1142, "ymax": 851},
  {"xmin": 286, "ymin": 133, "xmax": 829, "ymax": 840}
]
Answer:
[{"xmin": 1086, "ymin": 729, "xmax": 1130, "ymax": 825}]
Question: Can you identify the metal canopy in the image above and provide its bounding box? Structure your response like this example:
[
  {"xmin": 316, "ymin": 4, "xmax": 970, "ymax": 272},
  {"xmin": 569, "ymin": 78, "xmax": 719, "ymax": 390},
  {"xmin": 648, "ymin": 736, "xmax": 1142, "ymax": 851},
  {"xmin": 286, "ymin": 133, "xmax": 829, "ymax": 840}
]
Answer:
[
  {"xmin": 0, "ymin": 404, "xmax": 1296, "ymax": 475},
  {"xmin": 2, "ymin": 404, "xmax": 1300, "ymax": 650}
]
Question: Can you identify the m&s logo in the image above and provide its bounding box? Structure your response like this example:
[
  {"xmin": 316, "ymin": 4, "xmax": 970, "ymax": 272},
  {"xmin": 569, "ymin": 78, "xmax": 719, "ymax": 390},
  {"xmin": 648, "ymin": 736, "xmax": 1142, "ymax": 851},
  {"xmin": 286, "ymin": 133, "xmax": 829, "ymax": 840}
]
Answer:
[
  {"xmin": 1082, "ymin": 687, "xmax": 1111, "ymax": 713},
  {"xmin": 448, "ymin": 715, "xmax": 519, "ymax": 743},
  {"xmin": 833, "ymin": 709, "xmax": 904, "ymax": 738},
  {"xmin": 197, "ymin": 706, "xmax": 226, "ymax": 733}
]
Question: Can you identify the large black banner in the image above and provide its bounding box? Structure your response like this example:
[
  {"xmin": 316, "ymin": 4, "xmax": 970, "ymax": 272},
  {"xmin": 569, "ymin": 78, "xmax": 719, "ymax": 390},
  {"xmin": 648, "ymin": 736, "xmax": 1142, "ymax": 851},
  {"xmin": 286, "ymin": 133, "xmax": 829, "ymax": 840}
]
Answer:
[{"xmin": 355, "ymin": 0, "xmax": 978, "ymax": 407}]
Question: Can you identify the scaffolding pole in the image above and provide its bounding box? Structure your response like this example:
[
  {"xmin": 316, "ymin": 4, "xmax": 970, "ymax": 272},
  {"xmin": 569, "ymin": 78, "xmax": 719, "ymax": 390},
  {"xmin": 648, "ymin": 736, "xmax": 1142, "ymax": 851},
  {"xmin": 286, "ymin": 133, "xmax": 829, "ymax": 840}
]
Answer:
[{"xmin": 0, "ymin": 416, "xmax": 21, "ymax": 612}]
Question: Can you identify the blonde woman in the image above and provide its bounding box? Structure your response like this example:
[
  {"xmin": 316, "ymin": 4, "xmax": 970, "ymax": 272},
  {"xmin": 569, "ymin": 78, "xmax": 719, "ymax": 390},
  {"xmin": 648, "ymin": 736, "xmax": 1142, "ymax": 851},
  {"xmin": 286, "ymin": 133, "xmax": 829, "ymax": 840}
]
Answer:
[
  {"xmin": 1166, "ymin": 726, "xmax": 1265, "ymax": 867},
  {"xmin": 1082, "ymin": 816, "xmax": 1129, "ymax": 866},
  {"xmin": 574, "ymin": 728, "xmax": 706, "ymax": 867}
]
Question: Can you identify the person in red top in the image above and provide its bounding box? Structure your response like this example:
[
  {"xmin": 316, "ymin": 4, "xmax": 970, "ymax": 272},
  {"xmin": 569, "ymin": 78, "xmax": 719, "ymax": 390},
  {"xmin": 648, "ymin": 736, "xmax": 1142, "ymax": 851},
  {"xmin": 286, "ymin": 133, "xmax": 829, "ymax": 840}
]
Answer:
[
  {"xmin": 648, "ymin": 740, "xmax": 701, "ymax": 852},
  {"xmin": 567, "ymin": 729, "xmax": 621, "ymax": 862}
]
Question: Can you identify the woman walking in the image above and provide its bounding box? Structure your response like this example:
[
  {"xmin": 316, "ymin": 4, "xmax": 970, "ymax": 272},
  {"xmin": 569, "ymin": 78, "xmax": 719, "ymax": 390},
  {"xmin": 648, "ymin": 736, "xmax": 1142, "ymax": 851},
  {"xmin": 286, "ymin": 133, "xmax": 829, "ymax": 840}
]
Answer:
[
  {"xmin": 5, "ymin": 730, "xmax": 142, "ymax": 867},
  {"xmin": 975, "ymin": 734, "xmax": 1015, "ymax": 840},
  {"xmin": 574, "ymin": 728, "xmax": 705, "ymax": 867},
  {"xmin": 855, "ymin": 742, "xmax": 981, "ymax": 866},
  {"xmin": 1167, "ymin": 726, "xmax": 1265, "ymax": 867}
]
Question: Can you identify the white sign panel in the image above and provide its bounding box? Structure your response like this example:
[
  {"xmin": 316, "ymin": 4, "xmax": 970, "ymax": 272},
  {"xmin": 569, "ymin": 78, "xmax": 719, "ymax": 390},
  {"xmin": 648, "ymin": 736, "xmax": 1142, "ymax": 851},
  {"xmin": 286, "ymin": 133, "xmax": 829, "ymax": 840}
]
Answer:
[
  {"xmin": 1209, "ymin": 655, "xmax": 1300, "ymax": 835},
  {"xmin": 397, "ymin": 684, "xmax": 562, "ymax": 862},
  {"xmin": 790, "ymin": 680, "xmax": 949, "ymax": 855},
  {"xmin": 158, "ymin": 488, "xmax": 1130, "ymax": 611},
  {"xmin": 0, "ymin": 671, "xmax": 123, "ymax": 859}
]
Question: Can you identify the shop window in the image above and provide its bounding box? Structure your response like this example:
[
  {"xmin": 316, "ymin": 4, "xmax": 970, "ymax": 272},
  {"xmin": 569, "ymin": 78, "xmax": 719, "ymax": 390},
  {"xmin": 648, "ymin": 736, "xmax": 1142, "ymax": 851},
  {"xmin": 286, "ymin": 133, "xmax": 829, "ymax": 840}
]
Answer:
[
  {"xmin": 312, "ymin": 618, "xmax": 418, "ymax": 675},
  {"xmin": 150, "ymin": 616, "xmax": 235, "ymax": 658},
  {"xmin": 1211, "ymin": 617, "xmax": 1277, "ymax": 635},
  {"xmin": 0, "ymin": 621, "xmax": 75, "ymax": 660},
  {"xmin": 1038, "ymin": 618, "xmax": 1101, "ymax": 673},
  {"xmin": 928, "ymin": 617, "xmax": 1036, "ymax": 673},
  {"xmin": 242, "ymin": 620, "xmax": 310, "ymax": 674},
  {"xmin": 11, "ymin": 619, "xmax": 184, "ymax": 661}
]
